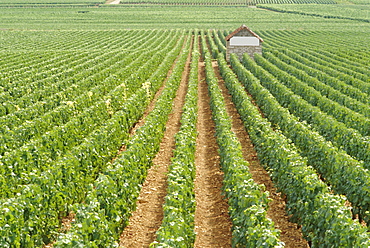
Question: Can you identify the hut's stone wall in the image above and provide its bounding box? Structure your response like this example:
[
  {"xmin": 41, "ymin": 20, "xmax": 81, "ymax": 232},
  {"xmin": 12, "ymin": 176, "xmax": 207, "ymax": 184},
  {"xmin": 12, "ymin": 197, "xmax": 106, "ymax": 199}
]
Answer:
[{"xmin": 226, "ymin": 40, "xmax": 262, "ymax": 62}]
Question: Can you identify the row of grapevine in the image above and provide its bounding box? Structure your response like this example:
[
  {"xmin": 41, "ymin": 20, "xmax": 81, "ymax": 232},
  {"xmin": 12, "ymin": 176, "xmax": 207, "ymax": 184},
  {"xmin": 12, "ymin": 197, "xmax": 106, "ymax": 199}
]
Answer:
[
  {"xmin": 260, "ymin": 30, "xmax": 368, "ymax": 52},
  {"xmin": 262, "ymin": 51, "xmax": 370, "ymax": 117},
  {"xmin": 119, "ymin": 0, "xmax": 336, "ymax": 5},
  {"xmin": 211, "ymin": 28, "xmax": 369, "ymax": 168},
  {"xmin": 0, "ymin": 31, "xmax": 151, "ymax": 117},
  {"xmin": 208, "ymin": 29, "xmax": 370, "ymax": 221},
  {"xmin": 0, "ymin": 33, "xmax": 150, "ymax": 134},
  {"xmin": 246, "ymin": 52, "xmax": 370, "ymax": 170},
  {"xmin": 258, "ymin": 5, "xmax": 370, "ymax": 23},
  {"xmin": 1, "ymin": 51, "xmax": 88, "ymax": 86},
  {"xmin": 225, "ymin": 53, "xmax": 370, "ymax": 247},
  {"xmin": 260, "ymin": 31, "xmax": 370, "ymax": 81},
  {"xmin": 251, "ymin": 50, "xmax": 370, "ymax": 168},
  {"xmin": 152, "ymin": 34, "xmax": 198, "ymax": 247},
  {"xmin": 201, "ymin": 34, "xmax": 283, "ymax": 247},
  {"xmin": 264, "ymin": 48, "xmax": 369, "ymax": 104},
  {"xmin": 53, "ymin": 32, "xmax": 192, "ymax": 248},
  {"xmin": 253, "ymin": 54, "xmax": 370, "ymax": 137},
  {"xmin": 240, "ymin": 53, "xmax": 370, "ymax": 225},
  {"xmin": 207, "ymin": 27, "xmax": 367, "ymax": 242},
  {"xmin": 0, "ymin": 30, "xmax": 181, "ymax": 200},
  {"xmin": 0, "ymin": 33, "xmax": 152, "ymax": 96},
  {"xmin": 0, "ymin": 30, "xmax": 143, "ymax": 51},
  {"xmin": 3, "ymin": 5, "xmax": 367, "ymax": 31},
  {"xmin": 301, "ymin": 49, "xmax": 370, "ymax": 77},
  {"xmin": 0, "ymin": 0, "xmax": 104, "ymax": 5},
  {"xmin": 290, "ymin": 49, "xmax": 370, "ymax": 90},
  {"xmin": 206, "ymin": 31, "xmax": 220, "ymax": 59},
  {"xmin": 0, "ymin": 51, "xmax": 97, "ymax": 106},
  {"xmin": 0, "ymin": 50, "xmax": 144, "ymax": 155},
  {"xmin": 0, "ymin": 32, "xmax": 186, "ymax": 247},
  {"xmin": 211, "ymin": 29, "xmax": 226, "ymax": 56},
  {"xmin": 253, "ymin": 0, "xmax": 335, "ymax": 3}
]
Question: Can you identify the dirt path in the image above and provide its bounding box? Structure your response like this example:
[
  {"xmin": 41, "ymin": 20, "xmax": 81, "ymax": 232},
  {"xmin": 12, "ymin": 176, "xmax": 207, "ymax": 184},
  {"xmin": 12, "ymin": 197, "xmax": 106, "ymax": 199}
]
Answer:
[
  {"xmin": 119, "ymin": 37, "xmax": 193, "ymax": 248},
  {"xmin": 211, "ymin": 60, "xmax": 309, "ymax": 248},
  {"xmin": 45, "ymin": 37, "xmax": 189, "ymax": 248},
  {"xmin": 193, "ymin": 47, "xmax": 233, "ymax": 247},
  {"xmin": 106, "ymin": 0, "xmax": 120, "ymax": 4},
  {"xmin": 119, "ymin": 34, "xmax": 308, "ymax": 248}
]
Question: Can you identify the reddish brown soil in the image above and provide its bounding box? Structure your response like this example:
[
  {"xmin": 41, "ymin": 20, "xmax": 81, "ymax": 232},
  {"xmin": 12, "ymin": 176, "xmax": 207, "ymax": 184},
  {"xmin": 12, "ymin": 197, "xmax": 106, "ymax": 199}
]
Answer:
[
  {"xmin": 193, "ymin": 57, "xmax": 233, "ymax": 247},
  {"xmin": 43, "ymin": 213, "xmax": 76, "ymax": 248},
  {"xmin": 48, "ymin": 35, "xmax": 310, "ymax": 248},
  {"xmin": 45, "ymin": 37, "xmax": 190, "ymax": 248},
  {"xmin": 119, "ymin": 36, "xmax": 192, "ymax": 248},
  {"xmin": 212, "ymin": 60, "xmax": 309, "ymax": 248}
]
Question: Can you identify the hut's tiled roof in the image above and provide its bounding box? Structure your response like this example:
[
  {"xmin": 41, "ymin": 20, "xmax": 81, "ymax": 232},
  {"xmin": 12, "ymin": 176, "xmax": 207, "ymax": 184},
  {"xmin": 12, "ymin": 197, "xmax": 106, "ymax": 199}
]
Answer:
[{"xmin": 225, "ymin": 25, "xmax": 264, "ymax": 42}]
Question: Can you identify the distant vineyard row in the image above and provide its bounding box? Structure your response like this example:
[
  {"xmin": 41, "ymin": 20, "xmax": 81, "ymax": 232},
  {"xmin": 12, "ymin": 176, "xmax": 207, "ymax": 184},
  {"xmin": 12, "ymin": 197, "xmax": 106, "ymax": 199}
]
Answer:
[
  {"xmin": 259, "ymin": 4, "xmax": 370, "ymax": 22},
  {"xmin": 0, "ymin": 6, "xmax": 366, "ymax": 31},
  {"xmin": 0, "ymin": 0, "xmax": 336, "ymax": 5},
  {"xmin": 0, "ymin": 29, "xmax": 187, "ymax": 246},
  {"xmin": 119, "ymin": 0, "xmax": 336, "ymax": 5},
  {"xmin": 3, "ymin": 0, "xmax": 370, "ymax": 6},
  {"xmin": 210, "ymin": 28, "xmax": 370, "ymax": 246},
  {"xmin": 0, "ymin": 29, "xmax": 369, "ymax": 246},
  {"xmin": 0, "ymin": 0, "xmax": 104, "ymax": 5}
]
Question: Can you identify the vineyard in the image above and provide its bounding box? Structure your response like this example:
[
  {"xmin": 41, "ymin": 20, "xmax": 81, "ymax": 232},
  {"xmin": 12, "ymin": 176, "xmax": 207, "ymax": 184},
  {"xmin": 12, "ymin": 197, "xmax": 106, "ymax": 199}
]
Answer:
[
  {"xmin": 118, "ymin": 0, "xmax": 336, "ymax": 6},
  {"xmin": 0, "ymin": 5, "xmax": 366, "ymax": 30},
  {"xmin": 0, "ymin": 0, "xmax": 369, "ymax": 247},
  {"xmin": 259, "ymin": 4, "xmax": 370, "ymax": 22}
]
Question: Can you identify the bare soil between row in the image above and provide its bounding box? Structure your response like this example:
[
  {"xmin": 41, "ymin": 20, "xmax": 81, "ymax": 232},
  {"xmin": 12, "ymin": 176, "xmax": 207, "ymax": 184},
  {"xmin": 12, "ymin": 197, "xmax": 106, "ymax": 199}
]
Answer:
[
  {"xmin": 212, "ymin": 60, "xmax": 309, "ymax": 248},
  {"xmin": 193, "ymin": 57, "xmax": 232, "ymax": 248},
  {"xmin": 117, "ymin": 36, "xmax": 309, "ymax": 247},
  {"xmin": 119, "ymin": 36, "xmax": 192, "ymax": 247}
]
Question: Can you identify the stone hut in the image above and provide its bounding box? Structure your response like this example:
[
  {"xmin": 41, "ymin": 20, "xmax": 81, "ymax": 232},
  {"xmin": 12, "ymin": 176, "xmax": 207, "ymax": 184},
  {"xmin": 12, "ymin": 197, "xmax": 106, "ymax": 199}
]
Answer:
[{"xmin": 226, "ymin": 25, "xmax": 263, "ymax": 62}]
